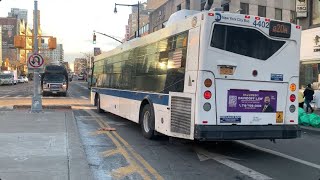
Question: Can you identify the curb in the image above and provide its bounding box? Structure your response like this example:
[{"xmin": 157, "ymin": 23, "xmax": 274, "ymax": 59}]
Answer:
[
  {"xmin": 13, "ymin": 105, "xmax": 72, "ymax": 110},
  {"xmin": 0, "ymin": 106, "xmax": 14, "ymax": 110},
  {"xmin": 300, "ymin": 125, "xmax": 320, "ymax": 134}
]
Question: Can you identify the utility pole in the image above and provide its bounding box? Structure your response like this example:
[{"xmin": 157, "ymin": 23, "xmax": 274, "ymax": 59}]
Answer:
[{"xmin": 31, "ymin": 0, "xmax": 42, "ymax": 112}]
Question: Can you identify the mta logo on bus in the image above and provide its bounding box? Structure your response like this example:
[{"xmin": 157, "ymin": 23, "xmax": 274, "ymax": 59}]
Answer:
[{"xmin": 215, "ymin": 13, "xmax": 222, "ymax": 22}]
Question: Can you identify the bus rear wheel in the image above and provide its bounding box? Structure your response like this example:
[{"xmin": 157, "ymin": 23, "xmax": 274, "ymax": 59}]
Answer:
[
  {"xmin": 140, "ymin": 104, "xmax": 156, "ymax": 139},
  {"xmin": 96, "ymin": 94, "xmax": 103, "ymax": 113}
]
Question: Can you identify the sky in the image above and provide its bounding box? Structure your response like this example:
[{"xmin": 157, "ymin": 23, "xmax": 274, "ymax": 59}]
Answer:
[{"xmin": 0, "ymin": 0, "xmax": 146, "ymax": 68}]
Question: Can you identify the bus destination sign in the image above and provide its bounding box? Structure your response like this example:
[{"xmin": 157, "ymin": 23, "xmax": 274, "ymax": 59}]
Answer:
[{"xmin": 269, "ymin": 21, "xmax": 291, "ymax": 38}]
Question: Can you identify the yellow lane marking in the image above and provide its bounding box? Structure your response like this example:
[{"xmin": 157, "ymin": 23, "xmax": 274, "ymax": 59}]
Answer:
[
  {"xmin": 92, "ymin": 113, "xmax": 163, "ymax": 180},
  {"xmin": 102, "ymin": 149, "xmax": 123, "ymax": 157},
  {"xmin": 94, "ymin": 118, "xmax": 151, "ymax": 180},
  {"xmin": 112, "ymin": 165, "xmax": 147, "ymax": 179},
  {"xmin": 112, "ymin": 132, "xmax": 164, "ymax": 180},
  {"xmin": 97, "ymin": 119, "xmax": 151, "ymax": 180}
]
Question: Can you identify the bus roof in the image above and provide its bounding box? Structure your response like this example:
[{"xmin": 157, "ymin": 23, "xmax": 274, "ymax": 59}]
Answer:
[{"xmin": 95, "ymin": 10, "xmax": 301, "ymax": 62}]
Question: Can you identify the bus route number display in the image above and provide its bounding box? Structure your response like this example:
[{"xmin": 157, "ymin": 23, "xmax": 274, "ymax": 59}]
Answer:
[{"xmin": 269, "ymin": 21, "xmax": 291, "ymax": 38}]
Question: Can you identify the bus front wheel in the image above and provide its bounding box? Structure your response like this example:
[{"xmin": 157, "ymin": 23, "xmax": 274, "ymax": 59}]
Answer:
[{"xmin": 140, "ymin": 104, "xmax": 156, "ymax": 139}]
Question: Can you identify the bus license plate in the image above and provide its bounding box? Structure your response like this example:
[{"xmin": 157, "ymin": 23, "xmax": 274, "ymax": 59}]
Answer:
[
  {"xmin": 276, "ymin": 111, "xmax": 283, "ymax": 123},
  {"xmin": 220, "ymin": 67, "xmax": 234, "ymax": 75}
]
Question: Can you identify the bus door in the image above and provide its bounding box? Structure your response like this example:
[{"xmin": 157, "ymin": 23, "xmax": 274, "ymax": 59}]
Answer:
[{"xmin": 207, "ymin": 23, "xmax": 299, "ymax": 126}]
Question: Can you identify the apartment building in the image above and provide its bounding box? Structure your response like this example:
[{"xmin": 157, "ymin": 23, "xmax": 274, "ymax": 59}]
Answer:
[
  {"xmin": 149, "ymin": 0, "xmax": 296, "ymax": 33},
  {"xmin": 297, "ymin": 0, "xmax": 320, "ymax": 88}
]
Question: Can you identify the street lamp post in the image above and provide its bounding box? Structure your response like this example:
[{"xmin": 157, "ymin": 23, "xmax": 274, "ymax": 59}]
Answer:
[
  {"xmin": 93, "ymin": 31, "xmax": 123, "ymax": 44},
  {"xmin": 114, "ymin": 1, "xmax": 140, "ymax": 38}
]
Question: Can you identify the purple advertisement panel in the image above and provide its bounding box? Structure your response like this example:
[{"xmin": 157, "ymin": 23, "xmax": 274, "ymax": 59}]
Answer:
[
  {"xmin": 227, "ymin": 90, "xmax": 277, "ymax": 113},
  {"xmin": 0, "ymin": 18, "xmax": 17, "ymax": 49}
]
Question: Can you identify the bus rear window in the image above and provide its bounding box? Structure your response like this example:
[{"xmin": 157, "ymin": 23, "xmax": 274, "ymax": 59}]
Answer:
[{"xmin": 210, "ymin": 24, "xmax": 285, "ymax": 60}]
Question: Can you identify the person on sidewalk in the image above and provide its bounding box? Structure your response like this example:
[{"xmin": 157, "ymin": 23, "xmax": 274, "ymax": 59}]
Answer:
[
  {"xmin": 298, "ymin": 91, "xmax": 304, "ymax": 108},
  {"xmin": 304, "ymin": 84, "xmax": 315, "ymax": 113}
]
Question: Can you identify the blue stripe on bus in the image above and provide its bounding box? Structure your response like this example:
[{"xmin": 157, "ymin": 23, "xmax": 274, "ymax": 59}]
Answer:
[{"xmin": 92, "ymin": 88, "xmax": 169, "ymax": 106}]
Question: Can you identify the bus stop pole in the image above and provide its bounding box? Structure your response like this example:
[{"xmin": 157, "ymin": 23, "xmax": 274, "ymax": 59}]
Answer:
[{"xmin": 31, "ymin": 0, "xmax": 42, "ymax": 112}]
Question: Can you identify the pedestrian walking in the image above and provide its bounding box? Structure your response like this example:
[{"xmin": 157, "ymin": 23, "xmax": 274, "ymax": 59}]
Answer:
[
  {"xmin": 298, "ymin": 91, "xmax": 304, "ymax": 108},
  {"xmin": 303, "ymin": 84, "xmax": 315, "ymax": 113}
]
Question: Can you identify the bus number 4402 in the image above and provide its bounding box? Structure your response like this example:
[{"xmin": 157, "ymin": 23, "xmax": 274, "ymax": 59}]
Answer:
[{"xmin": 253, "ymin": 20, "xmax": 270, "ymax": 28}]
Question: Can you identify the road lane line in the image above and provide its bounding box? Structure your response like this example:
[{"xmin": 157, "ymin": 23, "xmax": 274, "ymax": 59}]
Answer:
[
  {"xmin": 195, "ymin": 147, "xmax": 272, "ymax": 180},
  {"xmin": 0, "ymin": 95, "xmax": 9, "ymax": 98},
  {"xmin": 94, "ymin": 118, "xmax": 151, "ymax": 180},
  {"xmin": 112, "ymin": 132, "xmax": 164, "ymax": 180},
  {"xmin": 216, "ymin": 158, "xmax": 272, "ymax": 180},
  {"xmin": 237, "ymin": 140, "xmax": 320, "ymax": 170},
  {"xmin": 85, "ymin": 109, "xmax": 163, "ymax": 180}
]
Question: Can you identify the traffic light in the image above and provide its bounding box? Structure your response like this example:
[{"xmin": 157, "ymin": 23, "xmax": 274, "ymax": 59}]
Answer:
[
  {"xmin": 48, "ymin": 37, "xmax": 57, "ymax": 49},
  {"xmin": 93, "ymin": 33, "xmax": 96, "ymax": 44},
  {"xmin": 14, "ymin": 36, "xmax": 25, "ymax": 48}
]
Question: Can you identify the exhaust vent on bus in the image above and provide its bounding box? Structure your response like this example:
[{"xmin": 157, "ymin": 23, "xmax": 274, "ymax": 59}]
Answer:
[{"xmin": 171, "ymin": 96, "xmax": 192, "ymax": 135}]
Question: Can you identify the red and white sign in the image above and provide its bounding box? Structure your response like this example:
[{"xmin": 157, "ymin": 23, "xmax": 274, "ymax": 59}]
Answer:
[{"xmin": 28, "ymin": 53, "xmax": 44, "ymax": 69}]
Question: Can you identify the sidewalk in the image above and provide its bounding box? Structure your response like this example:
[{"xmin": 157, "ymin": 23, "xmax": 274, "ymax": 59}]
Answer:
[{"xmin": 0, "ymin": 110, "xmax": 92, "ymax": 180}]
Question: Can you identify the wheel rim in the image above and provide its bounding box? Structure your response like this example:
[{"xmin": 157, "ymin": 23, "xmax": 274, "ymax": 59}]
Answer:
[{"xmin": 143, "ymin": 111, "xmax": 150, "ymax": 133}]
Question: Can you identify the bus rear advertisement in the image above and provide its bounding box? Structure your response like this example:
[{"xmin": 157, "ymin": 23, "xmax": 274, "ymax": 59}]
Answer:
[{"xmin": 90, "ymin": 10, "xmax": 301, "ymax": 141}]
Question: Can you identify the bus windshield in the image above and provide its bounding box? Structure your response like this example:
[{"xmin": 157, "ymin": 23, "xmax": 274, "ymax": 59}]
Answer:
[{"xmin": 0, "ymin": 74, "xmax": 12, "ymax": 79}]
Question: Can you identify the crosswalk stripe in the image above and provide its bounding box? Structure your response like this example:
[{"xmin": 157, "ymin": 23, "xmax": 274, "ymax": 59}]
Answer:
[{"xmin": 80, "ymin": 96, "xmax": 88, "ymax": 99}]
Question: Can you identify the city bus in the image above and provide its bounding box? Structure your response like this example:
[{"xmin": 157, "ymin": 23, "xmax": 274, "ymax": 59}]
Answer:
[{"xmin": 91, "ymin": 10, "xmax": 301, "ymax": 141}]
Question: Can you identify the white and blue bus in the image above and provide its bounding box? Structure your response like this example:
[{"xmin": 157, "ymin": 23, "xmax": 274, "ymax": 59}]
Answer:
[{"xmin": 91, "ymin": 9, "xmax": 301, "ymax": 141}]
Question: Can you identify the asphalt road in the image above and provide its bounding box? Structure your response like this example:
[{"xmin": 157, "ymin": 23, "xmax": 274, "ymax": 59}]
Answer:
[{"xmin": 1, "ymin": 80, "xmax": 320, "ymax": 180}]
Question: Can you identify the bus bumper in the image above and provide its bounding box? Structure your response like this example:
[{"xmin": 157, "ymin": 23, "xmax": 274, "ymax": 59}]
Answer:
[{"xmin": 194, "ymin": 125, "xmax": 301, "ymax": 141}]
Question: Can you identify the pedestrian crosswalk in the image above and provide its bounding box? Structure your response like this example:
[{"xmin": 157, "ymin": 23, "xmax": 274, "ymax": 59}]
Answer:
[{"xmin": 0, "ymin": 95, "xmax": 89, "ymax": 99}]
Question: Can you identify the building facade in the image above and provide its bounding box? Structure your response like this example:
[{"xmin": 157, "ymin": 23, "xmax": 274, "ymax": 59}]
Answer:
[
  {"xmin": 127, "ymin": 2, "xmax": 149, "ymax": 39},
  {"xmin": 74, "ymin": 58, "xmax": 87, "ymax": 75},
  {"xmin": 149, "ymin": 0, "xmax": 296, "ymax": 33},
  {"xmin": 41, "ymin": 43, "xmax": 64, "ymax": 64},
  {"xmin": 298, "ymin": 0, "xmax": 320, "ymax": 89},
  {"xmin": 147, "ymin": 0, "xmax": 168, "ymax": 10},
  {"xmin": 8, "ymin": 8, "xmax": 28, "ymax": 24},
  {"xmin": 0, "ymin": 17, "xmax": 18, "ymax": 71}
]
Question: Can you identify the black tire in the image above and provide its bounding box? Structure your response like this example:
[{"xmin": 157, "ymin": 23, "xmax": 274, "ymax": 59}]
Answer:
[
  {"xmin": 140, "ymin": 104, "xmax": 156, "ymax": 139},
  {"xmin": 96, "ymin": 94, "xmax": 103, "ymax": 113},
  {"xmin": 61, "ymin": 92, "xmax": 67, "ymax": 97},
  {"xmin": 42, "ymin": 92, "xmax": 47, "ymax": 97}
]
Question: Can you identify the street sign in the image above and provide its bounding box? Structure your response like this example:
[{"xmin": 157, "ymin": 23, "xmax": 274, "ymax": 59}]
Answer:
[{"xmin": 28, "ymin": 53, "xmax": 44, "ymax": 70}]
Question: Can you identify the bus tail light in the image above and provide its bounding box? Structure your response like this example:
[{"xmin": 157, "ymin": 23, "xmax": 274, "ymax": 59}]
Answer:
[
  {"xmin": 204, "ymin": 91, "xmax": 212, "ymax": 99},
  {"xmin": 204, "ymin": 79, "xmax": 212, "ymax": 87},
  {"xmin": 203, "ymin": 103, "xmax": 211, "ymax": 111},
  {"xmin": 290, "ymin": 83, "xmax": 296, "ymax": 92},
  {"xmin": 255, "ymin": 16, "xmax": 260, "ymax": 20},
  {"xmin": 202, "ymin": 120, "xmax": 208, "ymax": 124},
  {"xmin": 208, "ymin": 13, "xmax": 214, "ymax": 16},
  {"xmin": 289, "ymin": 105, "xmax": 296, "ymax": 113},
  {"xmin": 290, "ymin": 120, "xmax": 295, "ymax": 123},
  {"xmin": 245, "ymin": 15, "xmax": 250, "ymax": 19},
  {"xmin": 290, "ymin": 94, "xmax": 296, "ymax": 102}
]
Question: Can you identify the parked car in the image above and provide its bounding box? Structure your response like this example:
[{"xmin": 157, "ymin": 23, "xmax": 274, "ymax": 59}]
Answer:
[
  {"xmin": 23, "ymin": 76, "xmax": 29, "ymax": 83},
  {"xmin": 78, "ymin": 74, "xmax": 84, "ymax": 80},
  {"xmin": 17, "ymin": 76, "xmax": 25, "ymax": 83}
]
